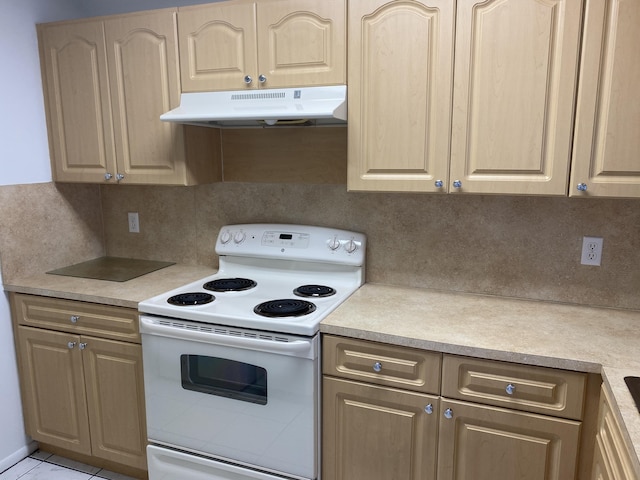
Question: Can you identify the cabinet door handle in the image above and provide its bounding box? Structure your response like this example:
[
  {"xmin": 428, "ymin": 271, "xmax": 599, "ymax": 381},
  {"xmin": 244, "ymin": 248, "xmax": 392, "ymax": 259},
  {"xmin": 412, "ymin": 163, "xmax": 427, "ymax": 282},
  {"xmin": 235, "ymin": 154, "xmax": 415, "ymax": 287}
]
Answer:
[
  {"xmin": 505, "ymin": 383, "xmax": 516, "ymax": 395},
  {"xmin": 70, "ymin": 315, "xmax": 80, "ymax": 323},
  {"xmin": 258, "ymin": 74, "xmax": 267, "ymax": 84},
  {"xmin": 434, "ymin": 180, "xmax": 444, "ymax": 188},
  {"xmin": 577, "ymin": 183, "xmax": 588, "ymax": 192},
  {"xmin": 372, "ymin": 362, "xmax": 382, "ymax": 372},
  {"xmin": 424, "ymin": 404, "xmax": 434, "ymax": 415},
  {"xmin": 244, "ymin": 75, "xmax": 253, "ymax": 85},
  {"xmin": 116, "ymin": 173, "xmax": 125, "ymax": 182},
  {"xmin": 67, "ymin": 341, "xmax": 77, "ymax": 349},
  {"xmin": 452, "ymin": 180, "xmax": 462, "ymax": 189},
  {"xmin": 444, "ymin": 408, "xmax": 453, "ymax": 419},
  {"xmin": 79, "ymin": 342, "xmax": 88, "ymax": 350}
]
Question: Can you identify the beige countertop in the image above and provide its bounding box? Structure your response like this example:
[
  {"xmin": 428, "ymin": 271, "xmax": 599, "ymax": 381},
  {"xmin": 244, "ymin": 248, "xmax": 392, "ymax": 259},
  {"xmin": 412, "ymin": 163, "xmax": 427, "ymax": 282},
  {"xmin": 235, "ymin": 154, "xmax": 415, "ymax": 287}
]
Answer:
[
  {"xmin": 3, "ymin": 263, "xmax": 217, "ymax": 309},
  {"xmin": 320, "ymin": 283, "xmax": 640, "ymax": 476}
]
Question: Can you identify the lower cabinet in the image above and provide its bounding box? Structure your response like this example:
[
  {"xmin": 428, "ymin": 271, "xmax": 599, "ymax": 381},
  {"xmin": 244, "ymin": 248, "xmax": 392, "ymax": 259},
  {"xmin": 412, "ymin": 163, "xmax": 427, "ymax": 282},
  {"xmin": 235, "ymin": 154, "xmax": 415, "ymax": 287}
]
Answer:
[
  {"xmin": 591, "ymin": 386, "xmax": 637, "ymax": 480},
  {"xmin": 322, "ymin": 335, "xmax": 588, "ymax": 480},
  {"xmin": 11, "ymin": 294, "xmax": 147, "ymax": 474},
  {"xmin": 323, "ymin": 377, "xmax": 439, "ymax": 480},
  {"xmin": 437, "ymin": 399, "xmax": 581, "ymax": 480}
]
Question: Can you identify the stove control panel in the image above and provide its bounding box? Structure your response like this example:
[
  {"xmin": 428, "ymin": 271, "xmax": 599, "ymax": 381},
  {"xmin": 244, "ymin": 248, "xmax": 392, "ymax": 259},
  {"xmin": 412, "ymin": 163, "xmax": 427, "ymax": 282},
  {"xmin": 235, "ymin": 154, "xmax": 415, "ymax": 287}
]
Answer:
[
  {"xmin": 216, "ymin": 224, "xmax": 366, "ymax": 266},
  {"xmin": 262, "ymin": 231, "xmax": 310, "ymax": 249}
]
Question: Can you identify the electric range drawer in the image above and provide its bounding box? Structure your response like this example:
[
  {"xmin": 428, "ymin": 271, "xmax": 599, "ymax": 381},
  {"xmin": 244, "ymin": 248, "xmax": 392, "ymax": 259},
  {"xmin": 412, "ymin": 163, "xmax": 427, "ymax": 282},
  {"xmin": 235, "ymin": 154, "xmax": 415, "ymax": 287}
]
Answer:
[
  {"xmin": 322, "ymin": 335, "xmax": 442, "ymax": 394},
  {"xmin": 442, "ymin": 354, "xmax": 587, "ymax": 420},
  {"xmin": 11, "ymin": 293, "xmax": 140, "ymax": 342}
]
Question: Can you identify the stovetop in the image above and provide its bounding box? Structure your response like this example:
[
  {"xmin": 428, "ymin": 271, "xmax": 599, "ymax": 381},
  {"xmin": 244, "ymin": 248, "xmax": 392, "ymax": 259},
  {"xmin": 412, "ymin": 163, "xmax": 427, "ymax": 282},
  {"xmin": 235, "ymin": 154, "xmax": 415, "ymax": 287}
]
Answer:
[{"xmin": 138, "ymin": 224, "xmax": 366, "ymax": 336}]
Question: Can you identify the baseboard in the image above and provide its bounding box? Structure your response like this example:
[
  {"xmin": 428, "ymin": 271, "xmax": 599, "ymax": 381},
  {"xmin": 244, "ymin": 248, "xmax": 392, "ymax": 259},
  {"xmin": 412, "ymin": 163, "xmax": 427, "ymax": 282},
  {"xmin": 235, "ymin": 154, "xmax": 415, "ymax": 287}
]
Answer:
[{"xmin": 0, "ymin": 440, "xmax": 38, "ymax": 473}]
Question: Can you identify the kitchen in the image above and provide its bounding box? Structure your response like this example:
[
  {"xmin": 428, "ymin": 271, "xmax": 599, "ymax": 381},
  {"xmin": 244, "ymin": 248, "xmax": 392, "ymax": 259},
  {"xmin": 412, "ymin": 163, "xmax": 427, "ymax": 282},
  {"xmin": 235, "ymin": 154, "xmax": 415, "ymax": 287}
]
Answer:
[{"xmin": 1, "ymin": 0, "xmax": 639, "ymax": 479}]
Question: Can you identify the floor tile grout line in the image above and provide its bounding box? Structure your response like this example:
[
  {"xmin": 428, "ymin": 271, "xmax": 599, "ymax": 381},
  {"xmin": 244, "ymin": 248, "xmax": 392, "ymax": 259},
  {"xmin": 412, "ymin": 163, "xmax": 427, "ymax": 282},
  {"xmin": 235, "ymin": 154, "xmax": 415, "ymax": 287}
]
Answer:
[
  {"xmin": 34, "ymin": 458, "xmax": 102, "ymax": 478},
  {"xmin": 10, "ymin": 458, "xmax": 42, "ymax": 479}
]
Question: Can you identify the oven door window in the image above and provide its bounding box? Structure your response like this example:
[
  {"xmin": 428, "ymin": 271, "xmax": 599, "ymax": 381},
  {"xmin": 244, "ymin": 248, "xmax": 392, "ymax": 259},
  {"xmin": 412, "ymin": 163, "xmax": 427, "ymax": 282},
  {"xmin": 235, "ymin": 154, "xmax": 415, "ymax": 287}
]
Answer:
[{"xmin": 180, "ymin": 355, "xmax": 267, "ymax": 405}]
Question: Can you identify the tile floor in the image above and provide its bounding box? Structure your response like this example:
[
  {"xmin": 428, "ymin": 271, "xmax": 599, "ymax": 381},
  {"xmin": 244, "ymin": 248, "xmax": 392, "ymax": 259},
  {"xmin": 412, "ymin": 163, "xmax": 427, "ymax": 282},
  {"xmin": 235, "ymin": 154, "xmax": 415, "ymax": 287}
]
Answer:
[{"xmin": 0, "ymin": 450, "xmax": 137, "ymax": 480}]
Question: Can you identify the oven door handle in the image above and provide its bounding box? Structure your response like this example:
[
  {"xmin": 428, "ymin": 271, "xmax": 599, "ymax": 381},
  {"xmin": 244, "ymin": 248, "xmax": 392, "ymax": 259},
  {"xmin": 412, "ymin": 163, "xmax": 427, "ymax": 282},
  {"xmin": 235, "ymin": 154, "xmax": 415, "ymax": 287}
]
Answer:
[{"xmin": 139, "ymin": 316, "xmax": 316, "ymax": 359}]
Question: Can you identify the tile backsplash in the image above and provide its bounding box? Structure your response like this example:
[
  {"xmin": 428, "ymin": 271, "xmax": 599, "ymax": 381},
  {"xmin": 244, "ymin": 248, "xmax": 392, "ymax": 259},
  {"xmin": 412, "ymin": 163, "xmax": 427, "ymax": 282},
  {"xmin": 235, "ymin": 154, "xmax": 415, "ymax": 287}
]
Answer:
[{"xmin": 101, "ymin": 182, "xmax": 640, "ymax": 310}]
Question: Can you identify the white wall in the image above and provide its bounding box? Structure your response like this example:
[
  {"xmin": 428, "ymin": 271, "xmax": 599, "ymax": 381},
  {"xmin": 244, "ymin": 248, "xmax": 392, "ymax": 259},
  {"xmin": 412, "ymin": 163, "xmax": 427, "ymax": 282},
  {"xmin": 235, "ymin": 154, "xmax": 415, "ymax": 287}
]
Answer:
[
  {"xmin": 0, "ymin": 0, "xmax": 83, "ymax": 186},
  {"xmin": 0, "ymin": 0, "xmax": 84, "ymax": 472}
]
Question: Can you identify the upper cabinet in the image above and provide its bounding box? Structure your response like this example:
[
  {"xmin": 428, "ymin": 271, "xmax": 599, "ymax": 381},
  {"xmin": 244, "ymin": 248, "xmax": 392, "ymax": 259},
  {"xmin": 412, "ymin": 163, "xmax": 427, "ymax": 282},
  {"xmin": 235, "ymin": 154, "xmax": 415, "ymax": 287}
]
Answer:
[
  {"xmin": 347, "ymin": 0, "xmax": 455, "ymax": 192},
  {"xmin": 177, "ymin": 0, "xmax": 346, "ymax": 92},
  {"xmin": 39, "ymin": 9, "xmax": 219, "ymax": 185},
  {"xmin": 348, "ymin": 0, "xmax": 584, "ymax": 196},
  {"xmin": 570, "ymin": 0, "xmax": 640, "ymax": 198},
  {"xmin": 39, "ymin": 20, "xmax": 115, "ymax": 184},
  {"xmin": 449, "ymin": 0, "xmax": 583, "ymax": 195}
]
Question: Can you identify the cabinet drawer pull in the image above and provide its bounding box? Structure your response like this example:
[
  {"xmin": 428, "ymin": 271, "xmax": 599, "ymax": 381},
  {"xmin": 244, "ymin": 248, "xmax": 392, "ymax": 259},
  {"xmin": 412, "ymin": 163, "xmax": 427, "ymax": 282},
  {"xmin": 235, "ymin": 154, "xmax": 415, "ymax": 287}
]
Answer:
[
  {"xmin": 372, "ymin": 362, "xmax": 382, "ymax": 372},
  {"xmin": 70, "ymin": 315, "xmax": 80, "ymax": 323},
  {"xmin": 506, "ymin": 383, "xmax": 516, "ymax": 395},
  {"xmin": 444, "ymin": 408, "xmax": 453, "ymax": 419},
  {"xmin": 67, "ymin": 341, "xmax": 77, "ymax": 349}
]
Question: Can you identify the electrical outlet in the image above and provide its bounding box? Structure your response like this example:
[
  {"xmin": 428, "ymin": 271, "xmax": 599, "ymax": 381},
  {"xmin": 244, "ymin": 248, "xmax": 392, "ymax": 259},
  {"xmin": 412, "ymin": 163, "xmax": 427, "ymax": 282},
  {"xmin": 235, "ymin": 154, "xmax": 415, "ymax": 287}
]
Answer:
[
  {"xmin": 580, "ymin": 236, "xmax": 603, "ymax": 266},
  {"xmin": 128, "ymin": 212, "xmax": 140, "ymax": 233}
]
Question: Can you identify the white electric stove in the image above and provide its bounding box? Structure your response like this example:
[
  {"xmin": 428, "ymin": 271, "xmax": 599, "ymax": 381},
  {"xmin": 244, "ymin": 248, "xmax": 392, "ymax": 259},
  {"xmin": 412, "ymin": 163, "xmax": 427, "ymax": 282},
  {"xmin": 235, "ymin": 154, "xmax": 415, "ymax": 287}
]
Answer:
[{"xmin": 138, "ymin": 224, "xmax": 366, "ymax": 480}]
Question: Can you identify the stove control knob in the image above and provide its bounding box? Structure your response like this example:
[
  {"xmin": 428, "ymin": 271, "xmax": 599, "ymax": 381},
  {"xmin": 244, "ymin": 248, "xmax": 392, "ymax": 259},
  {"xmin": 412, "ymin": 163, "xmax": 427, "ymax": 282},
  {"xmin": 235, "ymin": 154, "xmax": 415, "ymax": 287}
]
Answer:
[
  {"xmin": 344, "ymin": 239, "xmax": 358, "ymax": 254},
  {"xmin": 234, "ymin": 231, "xmax": 246, "ymax": 244},
  {"xmin": 328, "ymin": 236, "xmax": 341, "ymax": 250},
  {"xmin": 220, "ymin": 231, "xmax": 232, "ymax": 244}
]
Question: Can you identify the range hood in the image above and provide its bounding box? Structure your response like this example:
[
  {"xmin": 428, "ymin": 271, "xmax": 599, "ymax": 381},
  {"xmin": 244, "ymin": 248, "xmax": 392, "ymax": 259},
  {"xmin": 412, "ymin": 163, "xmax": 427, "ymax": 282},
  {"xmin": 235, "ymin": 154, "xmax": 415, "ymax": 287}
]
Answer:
[{"xmin": 160, "ymin": 85, "xmax": 347, "ymax": 128}]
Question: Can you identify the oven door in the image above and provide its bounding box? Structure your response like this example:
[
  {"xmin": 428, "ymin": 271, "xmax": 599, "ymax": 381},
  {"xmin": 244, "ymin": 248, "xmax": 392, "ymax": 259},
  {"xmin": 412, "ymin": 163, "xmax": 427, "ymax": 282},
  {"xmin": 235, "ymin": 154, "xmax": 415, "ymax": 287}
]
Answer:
[{"xmin": 139, "ymin": 315, "xmax": 319, "ymax": 480}]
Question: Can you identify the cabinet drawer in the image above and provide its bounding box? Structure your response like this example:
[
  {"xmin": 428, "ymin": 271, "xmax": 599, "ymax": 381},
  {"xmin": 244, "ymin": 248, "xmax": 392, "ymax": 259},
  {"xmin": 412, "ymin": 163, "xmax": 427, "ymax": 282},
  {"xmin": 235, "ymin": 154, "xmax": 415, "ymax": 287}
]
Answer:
[
  {"xmin": 442, "ymin": 355, "xmax": 586, "ymax": 420},
  {"xmin": 12, "ymin": 294, "xmax": 139, "ymax": 343},
  {"xmin": 322, "ymin": 335, "xmax": 441, "ymax": 394}
]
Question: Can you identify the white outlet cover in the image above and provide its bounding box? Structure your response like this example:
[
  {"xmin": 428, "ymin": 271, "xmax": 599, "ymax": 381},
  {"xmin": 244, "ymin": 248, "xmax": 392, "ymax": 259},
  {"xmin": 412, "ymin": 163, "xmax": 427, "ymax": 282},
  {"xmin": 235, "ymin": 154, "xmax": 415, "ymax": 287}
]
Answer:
[
  {"xmin": 581, "ymin": 236, "xmax": 603, "ymax": 266},
  {"xmin": 128, "ymin": 212, "xmax": 140, "ymax": 233}
]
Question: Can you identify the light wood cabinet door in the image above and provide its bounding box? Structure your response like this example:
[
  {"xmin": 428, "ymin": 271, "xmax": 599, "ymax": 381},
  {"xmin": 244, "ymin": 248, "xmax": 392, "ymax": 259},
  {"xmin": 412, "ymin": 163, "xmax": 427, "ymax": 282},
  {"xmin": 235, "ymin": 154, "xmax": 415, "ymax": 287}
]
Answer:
[
  {"xmin": 178, "ymin": 1, "xmax": 258, "ymax": 92},
  {"xmin": 591, "ymin": 386, "xmax": 637, "ymax": 480},
  {"xmin": 105, "ymin": 10, "xmax": 186, "ymax": 185},
  {"xmin": 16, "ymin": 326, "xmax": 92, "ymax": 456},
  {"xmin": 347, "ymin": 0, "xmax": 455, "ymax": 192},
  {"xmin": 437, "ymin": 399, "xmax": 581, "ymax": 480},
  {"xmin": 323, "ymin": 376, "xmax": 439, "ymax": 480},
  {"xmin": 83, "ymin": 336, "xmax": 147, "ymax": 470},
  {"xmin": 449, "ymin": 0, "xmax": 583, "ymax": 195},
  {"xmin": 39, "ymin": 20, "xmax": 116, "ymax": 183},
  {"xmin": 571, "ymin": 0, "xmax": 640, "ymax": 198},
  {"xmin": 178, "ymin": 0, "xmax": 345, "ymax": 92},
  {"xmin": 255, "ymin": 0, "xmax": 345, "ymax": 88}
]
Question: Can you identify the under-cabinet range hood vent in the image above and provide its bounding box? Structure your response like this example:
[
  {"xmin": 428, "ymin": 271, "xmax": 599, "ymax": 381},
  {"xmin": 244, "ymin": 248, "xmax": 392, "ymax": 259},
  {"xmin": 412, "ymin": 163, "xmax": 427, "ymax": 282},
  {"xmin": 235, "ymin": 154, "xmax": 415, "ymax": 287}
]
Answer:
[{"xmin": 160, "ymin": 85, "xmax": 347, "ymax": 128}]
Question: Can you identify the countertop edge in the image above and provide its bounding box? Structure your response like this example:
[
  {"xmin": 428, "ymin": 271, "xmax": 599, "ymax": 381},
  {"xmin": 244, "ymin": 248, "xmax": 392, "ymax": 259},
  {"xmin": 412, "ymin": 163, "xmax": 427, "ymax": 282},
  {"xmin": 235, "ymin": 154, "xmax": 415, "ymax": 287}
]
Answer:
[{"xmin": 3, "ymin": 264, "xmax": 217, "ymax": 308}]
